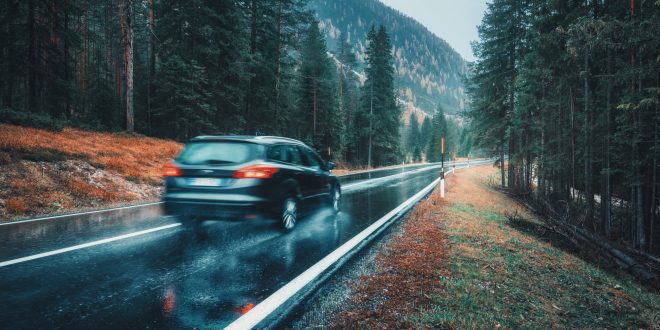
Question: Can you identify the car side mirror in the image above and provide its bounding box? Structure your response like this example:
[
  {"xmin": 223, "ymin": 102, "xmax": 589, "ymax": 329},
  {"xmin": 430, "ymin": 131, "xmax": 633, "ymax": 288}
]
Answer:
[{"xmin": 326, "ymin": 162, "xmax": 335, "ymax": 170}]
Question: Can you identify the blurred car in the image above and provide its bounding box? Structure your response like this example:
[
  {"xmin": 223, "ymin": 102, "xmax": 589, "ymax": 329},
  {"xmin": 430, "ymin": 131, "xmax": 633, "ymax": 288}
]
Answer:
[{"xmin": 161, "ymin": 135, "xmax": 341, "ymax": 230}]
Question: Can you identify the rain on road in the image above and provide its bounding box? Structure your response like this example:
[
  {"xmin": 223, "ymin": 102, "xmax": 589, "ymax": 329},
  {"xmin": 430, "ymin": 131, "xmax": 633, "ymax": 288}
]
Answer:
[{"xmin": 0, "ymin": 161, "xmax": 482, "ymax": 329}]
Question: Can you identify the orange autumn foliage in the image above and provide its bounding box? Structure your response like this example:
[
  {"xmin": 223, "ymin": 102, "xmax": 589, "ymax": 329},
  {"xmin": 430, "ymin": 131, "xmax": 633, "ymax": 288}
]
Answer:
[
  {"xmin": 6, "ymin": 198, "xmax": 28, "ymax": 214},
  {"xmin": 0, "ymin": 124, "xmax": 183, "ymax": 183}
]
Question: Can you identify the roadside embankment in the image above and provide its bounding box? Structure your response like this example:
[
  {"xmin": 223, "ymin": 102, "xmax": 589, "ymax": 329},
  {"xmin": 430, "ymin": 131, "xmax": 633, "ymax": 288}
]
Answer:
[
  {"xmin": 0, "ymin": 124, "xmax": 183, "ymax": 220},
  {"xmin": 293, "ymin": 165, "xmax": 660, "ymax": 329}
]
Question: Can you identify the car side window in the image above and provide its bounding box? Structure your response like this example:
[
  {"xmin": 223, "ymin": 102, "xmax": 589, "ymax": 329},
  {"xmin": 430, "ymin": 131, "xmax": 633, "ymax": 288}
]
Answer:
[
  {"xmin": 288, "ymin": 145, "xmax": 303, "ymax": 166},
  {"xmin": 267, "ymin": 145, "xmax": 289, "ymax": 163},
  {"xmin": 300, "ymin": 147, "xmax": 322, "ymax": 169}
]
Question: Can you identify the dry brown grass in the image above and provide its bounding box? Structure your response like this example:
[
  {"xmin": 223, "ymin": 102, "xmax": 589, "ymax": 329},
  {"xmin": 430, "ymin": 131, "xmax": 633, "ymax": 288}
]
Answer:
[
  {"xmin": 6, "ymin": 197, "xmax": 27, "ymax": 214},
  {"xmin": 64, "ymin": 177, "xmax": 121, "ymax": 202},
  {"xmin": 0, "ymin": 124, "xmax": 182, "ymax": 183},
  {"xmin": 329, "ymin": 179, "xmax": 454, "ymax": 329},
  {"xmin": 328, "ymin": 166, "xmax": 660, "ymax": 329},
  {"xmin": 0, "ymin": 124, "xmax": 180, "ymax": 220}
]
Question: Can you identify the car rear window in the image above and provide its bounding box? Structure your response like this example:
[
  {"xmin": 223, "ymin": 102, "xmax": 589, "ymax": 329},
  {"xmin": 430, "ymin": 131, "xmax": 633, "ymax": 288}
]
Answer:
[{"xmin": 177, "ymin": 142, "xmax": 260, "ymax": 165}]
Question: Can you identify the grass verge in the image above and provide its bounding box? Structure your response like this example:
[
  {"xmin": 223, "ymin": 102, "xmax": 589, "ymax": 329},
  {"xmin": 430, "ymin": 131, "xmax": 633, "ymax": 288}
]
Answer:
[{"xmin": 323, "ymin": 166, "xmax": 660, "ymax": 329}]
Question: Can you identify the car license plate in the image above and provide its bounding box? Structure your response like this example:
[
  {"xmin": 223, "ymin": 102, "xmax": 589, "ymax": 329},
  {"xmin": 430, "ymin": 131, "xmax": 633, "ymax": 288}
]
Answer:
[{"xmin": 187, "ymin": 178, "xmax": 226, "ymax": 187}]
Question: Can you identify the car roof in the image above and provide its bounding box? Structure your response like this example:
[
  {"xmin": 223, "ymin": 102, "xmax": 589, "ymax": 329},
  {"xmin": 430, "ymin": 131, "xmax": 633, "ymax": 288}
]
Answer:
[{"xmin": 190, "ymin": 135, "xmax": 306, "ymax": 146}]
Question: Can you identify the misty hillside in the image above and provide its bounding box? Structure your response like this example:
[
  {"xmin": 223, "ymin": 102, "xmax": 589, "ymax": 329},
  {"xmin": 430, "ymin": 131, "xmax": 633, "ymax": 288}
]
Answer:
[{"xmin": 309, "ymin": 0, "xmax": 468, "ymax": 115}]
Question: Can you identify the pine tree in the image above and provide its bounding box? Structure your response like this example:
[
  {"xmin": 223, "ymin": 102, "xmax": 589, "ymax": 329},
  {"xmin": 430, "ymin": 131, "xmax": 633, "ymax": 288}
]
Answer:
[
  {"xmin": 427, "ymin": 105, "xmax": 448, "ymax": 162},
  {"xmin": 406, "ymin": 113, "xmax": 421, "ymax": 162},
  {"xmin": 336, "ymin": 31, "xmax": 361, "ymax": 163},
  {"xmin": 420, "ymin": 117, "xmax": 433, "ymax": 156},
  {"xmin": 468, "ymin": 0, "xmax": 660, "ymax": 251},
  {"xmin": 297, "ymin": 19, "xmax": 340, "ymax": 157},
  {"xmin": 362, "ymin": 25, "xmax": 401, "ymax": 167}
]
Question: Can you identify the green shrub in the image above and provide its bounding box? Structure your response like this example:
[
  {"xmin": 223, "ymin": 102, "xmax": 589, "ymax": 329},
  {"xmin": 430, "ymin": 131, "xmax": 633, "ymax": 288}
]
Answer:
[
  {"xmin": 0, "ymin": 108, "xmax": 66, "ymax": 131},
  {"xmin": 0, "ymin": 151, "xmax": 12, "ymax": 165},
  {"xmin": 22, "ymin": 149, "xmax": 68, "ymax": 162}
]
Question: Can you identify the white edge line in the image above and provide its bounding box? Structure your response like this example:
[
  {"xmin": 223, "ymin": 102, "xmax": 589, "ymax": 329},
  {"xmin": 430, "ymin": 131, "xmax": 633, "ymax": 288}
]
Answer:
[
  {"xmin": 342, "ymin": 160, "xmax": 487, "ymax": 190},
  {"xmin": 225, "ymin": 167, "xmax": 462, "ymax": 330},
  {"xmin": 342, "ymin": 164, "xmax": 442, "ymax": 189},
  {"xmin": 0, "ymin": 202, "xmax": 164, "ymax": 226},
  {"xmin": 0, "ymin": 223, "xmax": 182, "ymax": 268}
]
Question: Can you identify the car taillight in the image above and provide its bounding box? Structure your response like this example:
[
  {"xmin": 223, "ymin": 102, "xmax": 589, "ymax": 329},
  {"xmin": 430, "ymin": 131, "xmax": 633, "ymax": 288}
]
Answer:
[
  {"xmin": 233, "ymin": 164, "xmax": 279, "ymax": 179},
  {"xmin": 162, "ymin": 163, "xmax": 182, "ymax": 177}
]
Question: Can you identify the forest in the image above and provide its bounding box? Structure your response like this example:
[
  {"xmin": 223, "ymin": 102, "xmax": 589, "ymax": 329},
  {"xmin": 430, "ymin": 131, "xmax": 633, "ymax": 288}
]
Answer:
[
  {"xmin": 0, "ymin": 0, "xmax": 470, "ymax": 168},
  {"xmin": 468, "ymin": 0, "xmax": 660, "ymax": 253}
]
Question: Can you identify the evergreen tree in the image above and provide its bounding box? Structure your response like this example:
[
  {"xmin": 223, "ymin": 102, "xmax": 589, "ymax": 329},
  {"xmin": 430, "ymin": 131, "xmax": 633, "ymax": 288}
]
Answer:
[
  {"xmin": 420, "ymin": 117, "xmax": 433, "ymax": 156},
  {"xmin": 361, "ymin": 25, "xmax": 401, "ymax": 167},
  {"xmin": 427, "ymin": 105, "xmax": 448, "ymax": 162},
  {"xmin": 406, "ymin": 113, "xmax": 421, "ymax": 162},
  {"xmin": 244, "ymin": 0, "xmax": 310, "ymax": 135},
  {"xmin": 337, "ymin": 31, "xmax": 361, "ymax": 163},
  {"xmin": 297, "ymin": 19, "xmax": 340, "ymax": 159},
  {"xmin": 468, "ymin": 0, "xmax": 660, "ymax": 251}
]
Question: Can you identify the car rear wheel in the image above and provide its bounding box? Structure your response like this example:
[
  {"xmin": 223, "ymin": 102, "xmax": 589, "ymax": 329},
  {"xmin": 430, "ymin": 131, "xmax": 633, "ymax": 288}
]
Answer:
[
  {"xmin": 330, "ymin": 186, "xmax": 341, "ymax": 214},
  {"xmin": 281, "ymin": 197, "xmax": 297, "ymax": 230}
]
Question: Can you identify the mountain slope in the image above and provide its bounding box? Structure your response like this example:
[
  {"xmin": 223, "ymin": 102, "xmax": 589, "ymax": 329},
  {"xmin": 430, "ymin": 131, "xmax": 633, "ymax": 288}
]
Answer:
[{"xmin": 309, "ymin": 0, "xmax": 468, "ymax": 115}]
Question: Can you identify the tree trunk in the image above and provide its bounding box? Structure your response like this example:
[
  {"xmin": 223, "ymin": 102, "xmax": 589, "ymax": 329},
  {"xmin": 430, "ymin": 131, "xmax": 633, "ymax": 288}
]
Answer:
[
  {"xmin": 508, "ymin": 136, "xmax": 516, "ymax": 190},
  {"xmin": 79, "ymin": 0, "xmax": 89, "ymax": 115},
  {"xmin": 367, "ymin": 82, "xmax": 373, "ymax": 168},
  {"xmin": 570, "ymin": 87, "xmax": 576, "ymax": 199},
  {"xmin": 118, "ymin": 0, "xmax": 134, "ymax": 132},
  {"xmin": 500, "ymin": 142, "xmax": 506, "ymax": 188},
  {"xmin": 313, "ymin": 79, "xmax": 317, "ymax": 135},
  {"xmin": 64, "ymin": 0, "xmax": 71, "ymax": 116},
  {"xmin": 245, "ymin": 0, "xmax": 258, "ymax": 134},
  {"xmin": 3, "ymin": 0, "xmax": 19, "ymax": 108},
  {"xmin": 147, "ymin": 0, "xmax": 155, "ymax": 135},
  {"xmin": 28, "ymin": 0, "xmax": 38, "ymax": 112},
  {"xmin": 650, "ymin": 73, "xmax": 658, "ymax": 251},
  {"xmin": 602, "ymin": 47, "xmax": 612, "ymax": 237},
  {"xmin": 583, "ymin": 51, "xmax": 594, "ymax": 230},
  {"xmin": 274, "ymin": 0, "xmax": 283, "ymax": 132}
]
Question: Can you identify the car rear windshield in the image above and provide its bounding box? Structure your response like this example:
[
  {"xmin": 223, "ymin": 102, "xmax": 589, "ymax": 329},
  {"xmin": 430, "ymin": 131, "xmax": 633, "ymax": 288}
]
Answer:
[{"xmin": 176, "ymin": 142, "xmax": 260, "ymax": 165}]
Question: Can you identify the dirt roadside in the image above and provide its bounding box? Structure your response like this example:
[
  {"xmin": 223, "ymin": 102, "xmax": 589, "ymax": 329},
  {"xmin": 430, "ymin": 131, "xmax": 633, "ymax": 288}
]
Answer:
[{"xmin": 291, "ymin": 165, "xmax": 660, "ymax": 329}]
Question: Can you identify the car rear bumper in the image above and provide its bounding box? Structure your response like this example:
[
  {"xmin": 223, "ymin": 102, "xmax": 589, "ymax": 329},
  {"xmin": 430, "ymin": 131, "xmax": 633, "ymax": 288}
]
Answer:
[{"xmin": 162, "ymin": 198, "xmax": 278, "ymax": 220}]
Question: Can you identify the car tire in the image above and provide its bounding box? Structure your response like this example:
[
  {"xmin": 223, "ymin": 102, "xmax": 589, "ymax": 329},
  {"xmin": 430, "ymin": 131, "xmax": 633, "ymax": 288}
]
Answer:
[
  {"xmin": 281, "ymin": 197, "xmax": 298, "ymax": 230},
  {"xmin": 329, "ymin": 185, "xmax": 341, "ymax": 214}
]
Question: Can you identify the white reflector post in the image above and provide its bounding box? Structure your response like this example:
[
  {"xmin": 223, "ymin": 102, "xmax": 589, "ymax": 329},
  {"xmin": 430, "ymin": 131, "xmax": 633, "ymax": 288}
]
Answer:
[{"xmin": 440, "ymin": 178, "xmax": 445, "ymax": 198}]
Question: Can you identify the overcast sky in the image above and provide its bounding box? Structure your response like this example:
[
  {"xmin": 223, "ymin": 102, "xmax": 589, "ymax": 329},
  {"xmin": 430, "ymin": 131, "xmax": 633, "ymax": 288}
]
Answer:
[{"xmin": 379, "ymin": 0, "xmax": 488, "ymax": 62}]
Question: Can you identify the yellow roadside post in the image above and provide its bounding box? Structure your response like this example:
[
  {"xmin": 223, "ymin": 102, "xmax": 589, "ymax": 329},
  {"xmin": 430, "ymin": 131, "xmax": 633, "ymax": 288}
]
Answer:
[{"xmin": 440, "ymin": 136, "xmax": 445, "ymax": 198}]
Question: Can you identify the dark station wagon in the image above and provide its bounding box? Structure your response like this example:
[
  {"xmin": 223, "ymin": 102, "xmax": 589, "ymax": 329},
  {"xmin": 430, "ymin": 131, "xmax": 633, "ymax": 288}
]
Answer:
[{"xmin": 161, "ymin": 136, "xmax": 341, "ymax": 230}]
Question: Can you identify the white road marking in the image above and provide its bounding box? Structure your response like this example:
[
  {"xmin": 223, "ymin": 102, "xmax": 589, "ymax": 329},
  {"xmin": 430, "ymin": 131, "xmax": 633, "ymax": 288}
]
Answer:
[
  {"xmin": 0, "ymin": 202, "xmax": 164, "ymax": 226},
  {"xmin": 0, "ymin": 223, "xmax": 182, "ymax": 268},
  {"xmin": 341, "ymin": 160, "xmax": 487, "ymax": 190},
  {"xmin": 225, "ymin": 166, "xmax": 463, "ymax": 329},
  {"xmin": 342, "ymin": 164, "xmax": 443, "ymax": 190}
]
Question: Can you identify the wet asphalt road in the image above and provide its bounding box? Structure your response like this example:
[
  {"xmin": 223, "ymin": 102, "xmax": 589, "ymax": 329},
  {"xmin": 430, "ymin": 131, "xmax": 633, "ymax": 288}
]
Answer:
[{"xmin": 0, "ymin": 161, "xmax": 485, "ymax": 329}]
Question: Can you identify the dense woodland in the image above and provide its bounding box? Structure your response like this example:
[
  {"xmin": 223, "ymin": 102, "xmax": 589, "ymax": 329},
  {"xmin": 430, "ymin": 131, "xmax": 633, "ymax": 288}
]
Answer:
[
  {"xmin": 0, "ymin": 0, "xmax": 465, "ymax": 167},
  {"xmin": 468, "ymin": 0, "xmax": 660, "ymax": 252}
]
